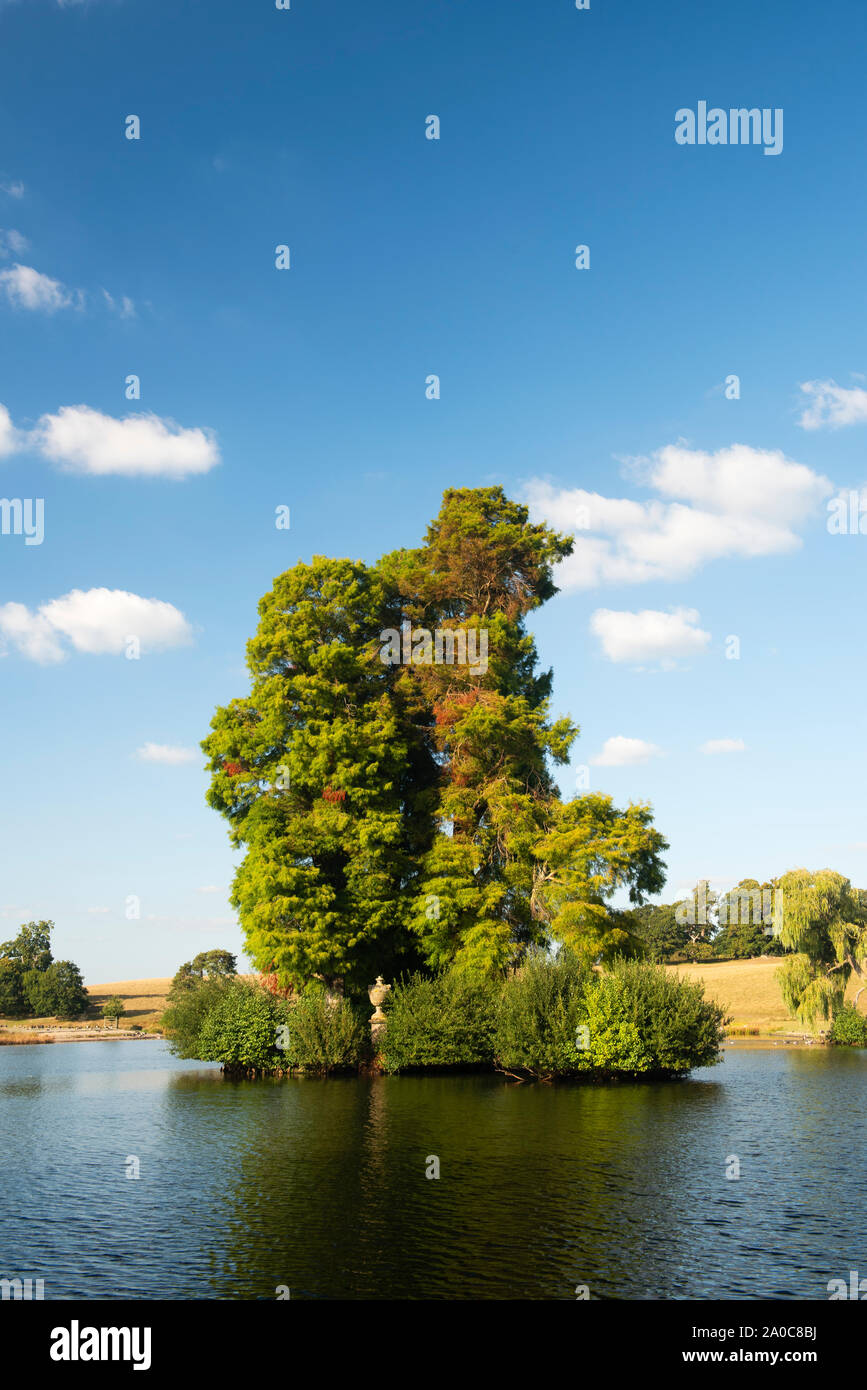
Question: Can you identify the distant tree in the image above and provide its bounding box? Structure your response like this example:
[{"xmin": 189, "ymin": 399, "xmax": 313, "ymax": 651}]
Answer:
[
  {"xmin": 102, "ymin": 996, "xmax": 126, "ymax": 1029},
  {"xmin": 675, "ymin": 881, "xmax": 719, "ymax": 960},
  {"xmin": 42, "ymin": 962, "xmax": 90, "ymax": 1019},
  {"xmin": 628, "ymin": 901, "xmax": 688, "ymax": 960},
  {"xmin": 191, "ymin": 949, "xmax": 237, "ymax": 978},
  {"xmin": 776, "ymin": 869, "xmax": 867, "ymax": 1025},
  {"xmin": 168, "ymin": 949, "xmax": 237, "ymax": 1001},
  {"xmin": 0, "ymin": 959, "xmax": 27, "ymax": 1017},
  {"xmin": 1, "ymin": 920, "xmax": 53, "ymax": 973}
]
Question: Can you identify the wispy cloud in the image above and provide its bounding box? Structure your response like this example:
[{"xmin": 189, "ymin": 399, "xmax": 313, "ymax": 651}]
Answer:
[
  {"xmin": 101, "ymin": 287, "xmax": 136, "ymax": 319},
  {"xmin": 0, "ymin": 263, "xmax": 83, "ymax": 312},
  {"xmin": 0, "ymin": 181, "xmax": 25, "ymax": 199},
  {"xmin": 0, "ymin": 228, "xmax": 29, "ymax": 256},
  {"xmin": 700, "ymin": 738, "xmax": 746, "ymax": 755},
  {"xmin": 136, "ymin": 743, "xmax": 199, "ymax": 766},
  {"xmin": 797, "ymin": 379, "xmax": 867, "ymax": 430}
]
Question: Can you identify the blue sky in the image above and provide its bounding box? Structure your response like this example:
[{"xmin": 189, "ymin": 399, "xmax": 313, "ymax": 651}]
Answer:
[{"xmin": 1, "ymin": 0, "xmax": 866, "ymax": 981}]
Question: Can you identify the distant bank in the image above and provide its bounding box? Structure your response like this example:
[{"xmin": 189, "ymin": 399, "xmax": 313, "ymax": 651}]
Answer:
[{"xmin": 0, "ymin": 959, "xmax": 860, "ymax": 1044}]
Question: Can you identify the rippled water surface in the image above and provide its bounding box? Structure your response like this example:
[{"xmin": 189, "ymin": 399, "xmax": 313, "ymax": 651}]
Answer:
[{"xmin": 1, "ymin": 1040, "xmax": 865, "ymax": 1299}]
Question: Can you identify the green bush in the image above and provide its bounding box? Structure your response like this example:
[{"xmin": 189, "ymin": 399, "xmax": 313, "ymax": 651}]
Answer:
[
  {"xmin": 578, "ymin": 958, "xmax": 726, "ymax": 1075},
  {"xmin": 281, "ymin": 986, "xmax": 370, "ymax": 1072},
  {"xmin": 380, "ymin": 969, "xmax": 500, "ymax": 1072},
  {"xmin": 494, "ymin": 950, "xmax": 589, "ymax": 1079},
  {"xmin": 196, "ymin": 980, "xmax": 292, "ymax": 1070},
  {"xmin": 829, "ymin": 1003, "xmax": 867, "ymax": 1048},
  {"xmin": 162, "ymin": 977, "xmax": 236, "ymax": 1058}
]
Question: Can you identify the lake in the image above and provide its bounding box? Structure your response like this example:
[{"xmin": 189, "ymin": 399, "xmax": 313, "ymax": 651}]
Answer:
[{"xmin": 0, "ymin": 1040, "xmax": 865, "ymax": 1300}]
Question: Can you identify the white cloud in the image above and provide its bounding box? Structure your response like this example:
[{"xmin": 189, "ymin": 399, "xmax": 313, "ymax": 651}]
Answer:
[
  {"xmin": 0, "ymin": 588, "xmax": 193, "ymax": 664},
  {"xmin": 0, "ymin": 263, "xmax": 83, "ymax": 312},
  {"xmin": 197, "ymin": 885, "xmax": 222, "ymax": 894},
  {"xmin": 590, "ymin": 606, "xmax": 711, "ymax": 665},
  {"xmin": 590, "ymin": 736, "xmax": 664, "ymax": 767},
  {"xmin": 0, "ymin": 602, "xmax": 64, "ymax": 663},
  {"xmin": 525, "ymin": 443, "xmax": 832, "ymax": 589},
  {"xmin": 0, "ymin": 403, "xmax": 20, "ymax": 456},
  {"xmin": 700, "ymin": 738, "xmax": 746, "ymax": 755},
  {"xmin": 0, "ymin": 229, "xmax": 29, "ymax": 256},
  {"xmin": 798, "ymin": 379, "xmax": 867, "ymax": 430},
  {"xmin": 0, "ymin": 181, "xmax": 24, "ymax": 199},
  {"xmin": 136, "ymin": 743, "xmax": 199, "ymax": 765},
  {"xmin": 34, "ymin": 405, "xmax": 220, "ymax": 478},
  {"xmin": 101, "ymin": 288, "xmax": 136, "ymax": 319}
]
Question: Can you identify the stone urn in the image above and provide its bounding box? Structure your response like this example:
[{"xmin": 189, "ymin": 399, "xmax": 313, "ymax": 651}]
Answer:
[{"xmin": 368, "ymin": 975, "xmax": 391, "ymax": 1042}]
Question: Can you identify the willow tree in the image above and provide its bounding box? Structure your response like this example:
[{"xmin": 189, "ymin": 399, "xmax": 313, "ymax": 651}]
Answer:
[
  {"xmin": 203, "ymin": 487, "xmax": 669, "ymax": 991},
  {"xmin": 776, "ymin": 869, "xmax": 867, "ymax": 1025}
]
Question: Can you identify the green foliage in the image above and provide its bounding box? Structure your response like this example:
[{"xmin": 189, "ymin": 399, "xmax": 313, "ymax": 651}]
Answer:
[
  {"xmin": 0, "ymin": 959, "xmax": 27, "ymax": 1017},
  {"xmin": 494, "ymin": 950, "xmax": 590, "ymax": 1079},
  {"xmin": 577, "ymin": 976, "xmax": 651, "ymax": 1071},
  {"xmin": 0, "ymin": 923, "xmax": 89, "ymax": 1020},
  {"xmin": 380, "ymin": 968, "xmax": 501, "ymax": 1071},
  {"xmin": 577, "ymin": 959, "xmax": 727, "ymax": 1074},
  {"xmin": 531, "ymin": 796, "xmax": 667, "ymax": 967},
  {"xmin": 203, "ymin": 487, "xmax": 669, "ymax": 989},
  {"xmin": 163, "ymin": 978, "xmax": 233, "ymax": 1058},
  {"xmin": 280, "ymin": 986, "xmax": 370, "ymax": 1071},
  {"xmin": 195, "ymin": 981, "xmax": 291, "ymax": 1069},
  {"xmin": 776, "ymin": 869, "xmax": 867, "ymax": 1024},
  {"xmin": 829, "ymin": 1004, "xmax": 867, "ymax": 1048},
  {"xmin": 628, "ymin": 901, "xmax": 687, "ymax": 961},
  {"xmin": 23, "ymin": 961, "xmax": 88, "ymax": 1019},
  {"xmin": 168, "ymin": 949, "xmax": 237, "ymax": 1000},
  {"xmin": 202, "ymin": 555, "xmax": 438, "ymax": 993},
  {"xmin": 1, "ymin": 921, "xmax": 53, "ymax": 973},
  {"xmin": 101, "ymin": 996, "xmax": 125, "ymax": 1027}
]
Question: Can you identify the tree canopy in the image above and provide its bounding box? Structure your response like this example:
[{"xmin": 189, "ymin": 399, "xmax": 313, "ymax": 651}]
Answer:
[{"xmin": 203, "ymin": 486, "xmax": 669, "ymax": 992}]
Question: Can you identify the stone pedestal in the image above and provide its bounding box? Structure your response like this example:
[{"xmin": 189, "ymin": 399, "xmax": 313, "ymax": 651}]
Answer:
[{"xmin": 368, "ymin": 975, "xmax": 391, "ymax": 1043}]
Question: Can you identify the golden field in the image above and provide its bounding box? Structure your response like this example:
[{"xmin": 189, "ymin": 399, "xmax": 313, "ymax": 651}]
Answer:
[{"xmin": 666, "ymin": 956, "xmax": 864, "ymax": 1036}]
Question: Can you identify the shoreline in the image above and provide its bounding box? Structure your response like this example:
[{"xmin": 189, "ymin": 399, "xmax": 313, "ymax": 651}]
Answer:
[{"xmin": 0, "ymin": 1029, "xmax": 162, "ymax": 1045}]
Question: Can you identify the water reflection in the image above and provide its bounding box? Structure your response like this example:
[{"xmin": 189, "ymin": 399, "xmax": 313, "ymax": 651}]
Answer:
[{"xmin": 0, "ymin": 1042, "xmax": 865, "ymax": 1299}]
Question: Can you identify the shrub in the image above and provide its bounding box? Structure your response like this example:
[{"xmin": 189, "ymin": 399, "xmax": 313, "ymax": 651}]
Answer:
[
  {"xmin": 829, "ymin": 1003, "xmax": 867, "ymax": 1048},
  {"xmin": 162, "ymin": 977, "xmax": 235, "ymax": 1058},
  {"xmin": 196, "ymin": 980, "xmax": 292, "ymax": 1070},
  {"xmin": 494, "ymin": 950, "xmax": 589, "ymax": 1079},
  {"xmin": 578, "ymin": 958, "xmax": 726, "ymax": 1075},
  {"xmin": 380, "ymin": 968, "xmax": 500, "ymax": 1072},
  {"xmin": 281, "ymin": 986, "xmax": 369, "ymax": 1071}
]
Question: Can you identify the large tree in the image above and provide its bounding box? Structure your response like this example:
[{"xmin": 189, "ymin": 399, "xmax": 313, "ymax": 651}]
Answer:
[
  {"xmin": 776, "ymin": 869, "xmax": 867, "ymax": 1024},
  {"xmin": 203, "ymin": 556, "xmax": 438, "ymax": 993},
  {"xmin": 203, "ymin": 487, "xmax": 668, "ymax": 990}
]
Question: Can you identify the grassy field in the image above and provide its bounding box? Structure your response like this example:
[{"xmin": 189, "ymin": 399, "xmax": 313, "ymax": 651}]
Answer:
[
  {"xmin": 0, "ymin": 978, "xmax": 172, "ymax": 1035},
  {"xmin": 667, "ymin": 956, "xmax": 864, "ymax": 1036},
  {"xmin": 0, "ymin": 959, "xmax": 862, "ymax": 1039}
]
